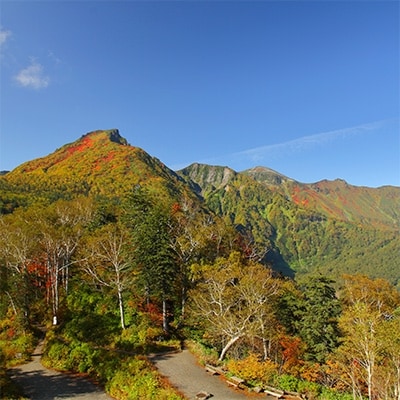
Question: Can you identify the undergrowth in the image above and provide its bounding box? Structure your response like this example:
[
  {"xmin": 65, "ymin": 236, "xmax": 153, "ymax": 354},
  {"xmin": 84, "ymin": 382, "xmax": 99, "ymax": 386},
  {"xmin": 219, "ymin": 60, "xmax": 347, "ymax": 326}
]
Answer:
[{"xmin": 42, "ymin": 328, "xmax": 184, "ymax": 400}]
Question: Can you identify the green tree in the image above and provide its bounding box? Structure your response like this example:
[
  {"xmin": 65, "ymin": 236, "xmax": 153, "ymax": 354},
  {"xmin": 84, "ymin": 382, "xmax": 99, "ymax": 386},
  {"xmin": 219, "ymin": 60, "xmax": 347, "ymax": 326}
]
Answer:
[
  {"xmin": 295, "ymin": 276, "xmax": 341, "ymax": 363},
  {"xmin": 124, "ymin": 187, "xmax": 177, "ymax": 334}
]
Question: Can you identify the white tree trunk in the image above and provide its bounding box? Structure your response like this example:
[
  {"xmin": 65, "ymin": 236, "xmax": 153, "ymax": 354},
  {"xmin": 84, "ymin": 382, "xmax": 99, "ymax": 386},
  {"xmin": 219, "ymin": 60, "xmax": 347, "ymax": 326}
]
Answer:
[
  {"xmin": 162, "ymin": 298, "xmax": 168, "ymax": 334},
  {"xmin": 117, "ymin": 286, "xmax": 125, "ymax": 330},
  {"xmin": 219, "ymin": 335, "xmax": 243, "ymax": 361}
]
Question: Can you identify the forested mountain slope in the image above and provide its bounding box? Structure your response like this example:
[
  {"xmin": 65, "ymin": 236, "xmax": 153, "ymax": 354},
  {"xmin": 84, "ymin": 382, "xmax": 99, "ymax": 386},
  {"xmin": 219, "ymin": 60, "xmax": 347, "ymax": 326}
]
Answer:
[
  {"xmin": 178, "ymin": 164, "xmax": 400, "ymax": 285},
  {"xmin": 244, "ymin": 166, "xmax": 399, "ymax": 230},
  {"xmin": 1, "ymin": 130, "xmax": 399, "ymax": 286},
  {"xmin": 0, "ymin": 129, "xmax": 195, "ymax": 211}
]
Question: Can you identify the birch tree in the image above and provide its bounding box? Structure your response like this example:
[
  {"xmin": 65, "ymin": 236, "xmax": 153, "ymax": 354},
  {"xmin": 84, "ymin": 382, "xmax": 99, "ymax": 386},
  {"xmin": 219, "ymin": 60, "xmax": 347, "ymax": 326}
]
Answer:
[
  {"xmin": 0, "ymin": 212, "xmax": 37, "ymax": 321},
  {"xmin": 331, "ymin": 275, "xmax": 400, "ymax": 399},
  {"xmin": 38, "ymin": 198, "xmax": 94, "ymax": 325},
  {"xmin": 337, "ymin": 301, "xmax": 381, "ymax": 400},
  {"xmin": 377, "ymin": 313, "xmax": 400, "ymax": 400},
  {"xmin": 80, "ymin": 222, "xmax": 134, "ymax": 330},
  {"xmin": 190, "ymin": 252, "xmax": 280, "ymax": 361}
]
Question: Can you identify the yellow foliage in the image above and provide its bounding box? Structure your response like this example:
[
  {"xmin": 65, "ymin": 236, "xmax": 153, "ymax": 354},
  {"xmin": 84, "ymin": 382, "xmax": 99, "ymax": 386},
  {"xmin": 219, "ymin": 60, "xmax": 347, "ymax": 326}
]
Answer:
[{"xmin": 227, "ymin": 353, "xmax": 278, "ymax": 384}]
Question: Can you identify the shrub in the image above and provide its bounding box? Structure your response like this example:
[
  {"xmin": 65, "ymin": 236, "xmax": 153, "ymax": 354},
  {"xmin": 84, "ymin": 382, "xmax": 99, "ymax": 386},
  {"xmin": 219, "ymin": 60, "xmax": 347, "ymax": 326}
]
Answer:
[
  {"xmin": 297, "ymin": 380, "xmax": 321, "ymax": 399},
  {"xmin": 185, "ymin": 340, "xmax": 219, "ymax": 366},
  {"xmin": 68, "ymin": 342, "xmax": 95, "ymax": 373},
  {"xmin": 227, "ymin": 353, "xmax": 278, "ymax": 386},
  {"xmin": 107, "ymin": 357, "xmax": 183, "ymax": 400},
  {"xmin": 42, "ymin": 332, "xmax": 184, "ymax": 399},
  {"xmin": 0, "ymin": 315, "xmax": 35, "ymax": 366},
  {"xmin": 276, "ymin": 374, "xmax": 300, "ymax": 391},
  {"xmin": 319, "ymin": 387, "xmax": 355, "ymax": 400},
  {"xmin": 43, "ymin": 341, "xmax": 70, "ymax": 370}
]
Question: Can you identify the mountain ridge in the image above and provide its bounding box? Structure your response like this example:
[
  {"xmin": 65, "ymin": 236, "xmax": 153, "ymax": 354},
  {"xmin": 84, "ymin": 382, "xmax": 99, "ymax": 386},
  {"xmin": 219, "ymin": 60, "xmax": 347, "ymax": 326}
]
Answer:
[{"xmin": 1, "ymin": 129, "xmax": 399, "ymax": 285}]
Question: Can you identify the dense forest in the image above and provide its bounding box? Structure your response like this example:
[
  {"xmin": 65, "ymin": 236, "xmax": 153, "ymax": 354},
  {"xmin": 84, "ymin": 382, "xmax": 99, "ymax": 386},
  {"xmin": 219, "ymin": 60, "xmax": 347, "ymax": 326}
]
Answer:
[{"xmin": 1, "ymin": 130, "xmax": 399, "ymax": 399}]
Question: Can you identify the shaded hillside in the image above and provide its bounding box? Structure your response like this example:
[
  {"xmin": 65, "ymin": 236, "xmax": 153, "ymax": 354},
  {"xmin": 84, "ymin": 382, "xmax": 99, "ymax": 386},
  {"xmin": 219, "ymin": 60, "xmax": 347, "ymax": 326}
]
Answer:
[{"xmin": 179, "ymin": 164, "xmax": 400, "ymax": 287}]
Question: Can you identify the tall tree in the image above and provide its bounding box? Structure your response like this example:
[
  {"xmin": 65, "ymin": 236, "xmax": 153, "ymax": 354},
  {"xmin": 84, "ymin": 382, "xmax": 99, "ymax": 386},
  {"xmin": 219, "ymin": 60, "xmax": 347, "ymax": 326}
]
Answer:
[
  {"xmin": 0, "ymin": 211, "xmax": 37, "ymax": 322},
  {"xmin": 169, "ymin": 196, "xmax": 239, "ymax": 324},
  {"xmin": 375, "ymin": 311, "xmax": 400, "ymax": 400},
  {"xmin": 331, "ymin": 275, "xmax": 400, "ymax": 399},
  {"xmin": 80, "ymin": 222, "xmax": 134, "ymax": 329},
  {"xmin": 37, "ymin": 198, "xmax": 94, "ymax": 325},
  {"xmin": 124, "ymin": 187, "xmax": 177, "ymax": 334},
  {"xmin": 336, "ymin": 301, "xmax": 381, "ymax": 400},
  {"xmin": 295, "ymin": 276, "xmax": 341, "ymax": 363}
]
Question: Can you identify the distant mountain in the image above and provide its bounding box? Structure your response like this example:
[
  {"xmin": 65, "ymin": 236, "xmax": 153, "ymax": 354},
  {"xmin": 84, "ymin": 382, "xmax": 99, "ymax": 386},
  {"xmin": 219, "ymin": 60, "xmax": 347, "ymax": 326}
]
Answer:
[
  {"xmin": 178, "ymin": 163, "xmax": 400, "ymax": 284},
  {"xmin": 243, "ymin": 166, "xmax": 399, "ymax": 231},
  {"xmin": 180, "ymin": 164, "xmax": 399, "ymax": 231},
  {"xmin": 242, "ymin": 166, "xmax": 295, "ymax": 186},
  {"xmin": 1, "ymin": 130, "xmax": 399, "ymax": 286}
]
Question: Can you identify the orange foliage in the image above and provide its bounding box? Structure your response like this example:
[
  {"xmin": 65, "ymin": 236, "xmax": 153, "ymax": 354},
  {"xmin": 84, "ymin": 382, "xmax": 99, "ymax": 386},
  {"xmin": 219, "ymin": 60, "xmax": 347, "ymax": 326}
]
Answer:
[
  {"xmin": 66, "ymin": 136, "xmax": 93, "ymax": 155},
  {"xmin": 171, "ymin": 202, "xmax": 181, "ymax": 215},
  {"xmin": 280, "ymin": 335, "xmax": 304, "ymax": 374},
  {"xmin": 300, "ymin": 362, "xmax": 323, "ymax": 383},
  {"xmin": 27, "ymin": 260, "xmax": 48, "ymax": 288},
  {"xmin": 325, "ymin": 359, "xmax": 352, "ymax": 392},
  {"xmin": 139, "ymin": 301, "xmax": 163, "ymax": 326}
]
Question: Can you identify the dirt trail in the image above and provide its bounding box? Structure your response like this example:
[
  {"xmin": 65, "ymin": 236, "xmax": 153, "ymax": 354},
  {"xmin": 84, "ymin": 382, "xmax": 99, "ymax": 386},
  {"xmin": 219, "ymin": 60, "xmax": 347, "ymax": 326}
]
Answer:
[{"xmin": 9, "ymin": 340, "xmax": 113, "ymax": 400}]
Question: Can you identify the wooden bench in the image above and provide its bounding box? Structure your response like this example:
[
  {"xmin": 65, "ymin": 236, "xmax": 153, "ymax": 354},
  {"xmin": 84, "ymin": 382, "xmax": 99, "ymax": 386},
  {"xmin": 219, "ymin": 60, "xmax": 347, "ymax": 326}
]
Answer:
[
  {"xmin": 205, "ymin": 364, "xmax": 245, "ymax": 390},
  {"xmin": 263, "ymin": 385, "xmax": 285, "ymax": 398},
  {"xmin": 284, "ymin": 389, "xmax": 304, "ymax": 400},
  {"xmin": 226, "ymin": 375, "xmax": 245, "ymax": 389},
  {"xmin": 205, "ymin": 364, "xmax": 224, "ymax": 375}
]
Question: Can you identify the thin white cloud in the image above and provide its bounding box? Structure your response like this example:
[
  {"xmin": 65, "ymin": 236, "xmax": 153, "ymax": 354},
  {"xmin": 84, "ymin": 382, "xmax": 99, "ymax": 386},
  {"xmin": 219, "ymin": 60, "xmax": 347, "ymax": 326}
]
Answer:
[
  {"xmin": 233, "ymin": 120, "xmax": 386, "ymax": 163},
  {"xmin": 181, "ymin": 120, "xmax": 390, "ymax": 170},
  {"xmin": 14, "ymin": 60, "xmax": 50, "ymax": 89},
  {"xmin": 0, "ymin": 29, "xmax": 11, "ymax": 46}
]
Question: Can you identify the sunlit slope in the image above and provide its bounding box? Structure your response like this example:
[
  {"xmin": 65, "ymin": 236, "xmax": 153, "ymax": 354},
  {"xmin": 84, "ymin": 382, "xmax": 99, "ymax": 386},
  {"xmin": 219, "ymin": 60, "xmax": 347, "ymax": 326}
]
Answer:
[{"xmin": 2, "ymin": 129, "xmax": 188, "ymax": 200}]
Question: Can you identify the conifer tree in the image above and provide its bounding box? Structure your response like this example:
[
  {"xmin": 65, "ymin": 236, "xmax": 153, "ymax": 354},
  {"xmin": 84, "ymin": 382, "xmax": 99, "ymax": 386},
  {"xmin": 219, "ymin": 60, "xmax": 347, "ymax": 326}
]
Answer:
[
  {"xmin": 124, "ymin": 186, "xmax": 177, "ymax": 334},
  {"xmin": 295, "ymin": 276, "xmax": 341, "ymax": 363}
]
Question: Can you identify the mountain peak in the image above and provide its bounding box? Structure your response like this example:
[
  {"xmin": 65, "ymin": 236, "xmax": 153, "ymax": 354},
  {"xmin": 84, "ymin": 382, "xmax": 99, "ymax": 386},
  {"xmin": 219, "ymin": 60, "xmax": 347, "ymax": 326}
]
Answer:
[
  {"xmin": 8, "ymin": 129, "xmax": 131, "ymax": 176},
  {"xmin": 79, "ymin": 129, "xmax": 128, "ymax": 146},
  {"xmin": 4, "ymin": 129, "xmax": 189, "ymax": 198},
  {"xmin": 242, "ymin": 166, "xmax": 295, "ymax": 185}
]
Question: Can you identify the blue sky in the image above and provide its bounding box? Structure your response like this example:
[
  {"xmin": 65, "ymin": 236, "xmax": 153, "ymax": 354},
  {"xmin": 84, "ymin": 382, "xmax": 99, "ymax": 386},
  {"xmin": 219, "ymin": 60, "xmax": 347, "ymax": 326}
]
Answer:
[{"xmin": 0, "ymin": 1, "xmax": 399, "ymax": 187}]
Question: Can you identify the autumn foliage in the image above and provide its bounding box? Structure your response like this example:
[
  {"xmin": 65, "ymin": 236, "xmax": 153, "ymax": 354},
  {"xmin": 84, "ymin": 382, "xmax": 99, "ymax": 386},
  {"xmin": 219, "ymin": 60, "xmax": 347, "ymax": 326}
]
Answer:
[{"xmin": 1, "ymin": 130, "xmax": 399, "ymax": 399}]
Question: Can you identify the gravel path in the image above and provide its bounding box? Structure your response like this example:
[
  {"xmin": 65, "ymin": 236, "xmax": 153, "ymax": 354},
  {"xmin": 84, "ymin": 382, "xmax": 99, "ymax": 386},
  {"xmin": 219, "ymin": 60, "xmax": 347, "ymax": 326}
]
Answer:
[
  {"xmin": 9, "ymin": 341, "xmax": 113, "ymax": 400},
  {"xmin": 149, "ymin": 349, "xmax": 265, "ymax": 400}
]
